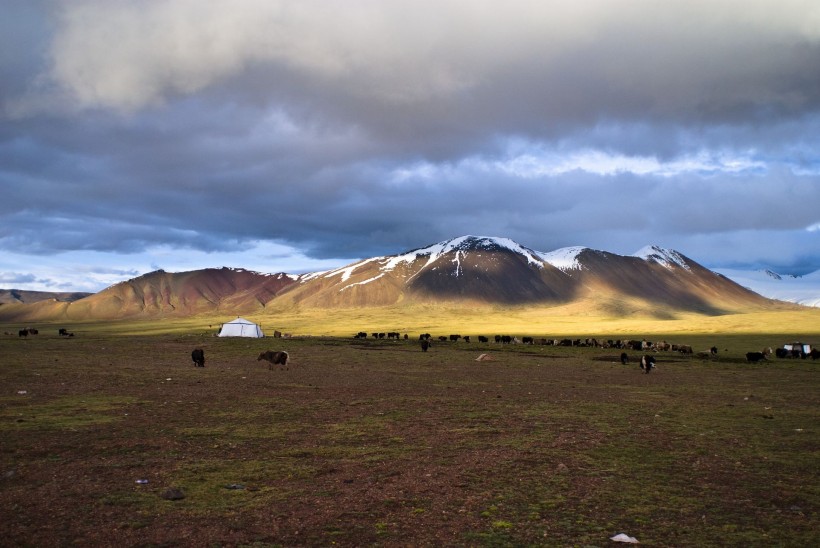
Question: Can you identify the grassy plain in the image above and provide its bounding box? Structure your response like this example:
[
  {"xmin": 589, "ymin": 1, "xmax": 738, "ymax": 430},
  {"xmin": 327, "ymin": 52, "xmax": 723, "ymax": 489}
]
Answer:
[
  {"xmin": 15, "ymin": 304, "xmax": 818, "ymax": 339},
  {"xmin": 0, "ymin": 312, "xmax": 818, "ymax": 546}
]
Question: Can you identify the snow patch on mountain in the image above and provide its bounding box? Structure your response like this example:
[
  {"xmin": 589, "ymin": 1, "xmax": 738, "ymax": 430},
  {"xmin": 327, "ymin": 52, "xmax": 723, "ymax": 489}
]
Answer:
[
  {"xmin": 339, "ymin": 273, "xmax": 386, "ymax": 292},
  {"xmin": 633, "ymin": 245, "xmax": 690, "ymax": 271},
  {"xmin": 298, "ymin": 257, "xmax": 379, "ymax": 283},
  {"xmin": 539, "ymin": 246, "xmax": 587, "ymax": 271}
]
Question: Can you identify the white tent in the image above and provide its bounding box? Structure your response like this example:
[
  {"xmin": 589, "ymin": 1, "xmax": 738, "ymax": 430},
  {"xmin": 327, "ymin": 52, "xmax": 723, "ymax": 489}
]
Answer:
[{"xmin": 218, "ymin": 317, "xmax": 264, "ymax": 338}]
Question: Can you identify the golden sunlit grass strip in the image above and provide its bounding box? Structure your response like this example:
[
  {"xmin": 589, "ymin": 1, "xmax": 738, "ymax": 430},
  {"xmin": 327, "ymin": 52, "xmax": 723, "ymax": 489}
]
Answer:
[{"xmin": 4, "ymin": 306, "xmax": 819, "ymax": 338}]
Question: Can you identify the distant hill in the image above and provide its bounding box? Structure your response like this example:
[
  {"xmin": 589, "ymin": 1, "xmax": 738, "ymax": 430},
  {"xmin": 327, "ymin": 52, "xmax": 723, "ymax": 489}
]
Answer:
[
  {"xmin": 0, "ymin": 289, "xmax": 92, "ymax": 305},
  {"xmin": 0, "ymin": 236, "xmax": 793, "ymax": 322}
]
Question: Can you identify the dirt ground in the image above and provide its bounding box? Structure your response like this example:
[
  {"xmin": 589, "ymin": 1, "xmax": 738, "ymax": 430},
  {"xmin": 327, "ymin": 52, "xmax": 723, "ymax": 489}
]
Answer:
[{"xmin": 1, "ymin": 331, "xmax": 818, "ymax": 547}]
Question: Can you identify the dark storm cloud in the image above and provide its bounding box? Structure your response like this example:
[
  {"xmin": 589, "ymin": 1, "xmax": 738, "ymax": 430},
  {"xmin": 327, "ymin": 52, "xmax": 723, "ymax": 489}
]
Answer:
[
  {"xmin": 1, "ymin": 0, "xmax": 819, "ymax": 292},
  {"xmin": 0, "ymin": 1, "xmax": 51, "ymax": 103}
]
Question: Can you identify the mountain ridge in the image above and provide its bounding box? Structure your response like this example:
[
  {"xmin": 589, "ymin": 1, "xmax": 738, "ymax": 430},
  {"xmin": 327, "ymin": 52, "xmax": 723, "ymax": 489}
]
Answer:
[
  {"xmin": 714, "ymin": 267, "xmax": 820, "ymax": 308},
  {"xmin": 269, "ymin": 235, "xmax": 775, "ymax": 313},
  {"xmin": 0, "ymin": 289, "xmax": 92, "ymax": 305},
  {"xmin": 0, "ymin": 235, "xmax": 800, "ymax": 321}
]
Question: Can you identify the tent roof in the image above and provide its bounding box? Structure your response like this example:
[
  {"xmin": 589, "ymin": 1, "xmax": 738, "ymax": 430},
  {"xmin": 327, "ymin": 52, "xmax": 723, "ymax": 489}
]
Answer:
[
  {"xmin": 223, "ymin": 317, "xmax": 256, "ymax": 325},
  {"xmin": 218, "ymin": 317, "xmax": 264, "ymax": 337}
]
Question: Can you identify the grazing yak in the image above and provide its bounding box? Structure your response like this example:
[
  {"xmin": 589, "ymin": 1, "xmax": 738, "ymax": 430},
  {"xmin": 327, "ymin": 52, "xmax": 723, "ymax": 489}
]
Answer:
[
  {"xmin": 745, "ymin": 352, "xmax": 767, "ymax": 363},
  {"xmin": 620, "ymin": 352, "xmax": 629, "ymax": 365},
  {"xmin": 258, "ymin": 350, "xmax": 289, "ymax": 369},
  {"xmin": 420, "ymin": 339, "xmax": 431, "ymax": 352},
  {"xmin": 191, "ymin": 348, "xmax": 205, "ymax": 367},
  {"xmin": 640, "ymin": 355, "xmax": 656, "ymax": 373}
]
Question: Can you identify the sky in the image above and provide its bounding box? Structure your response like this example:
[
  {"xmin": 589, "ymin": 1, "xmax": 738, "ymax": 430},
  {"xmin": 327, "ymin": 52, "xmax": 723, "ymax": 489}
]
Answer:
[{"xmin": 2, "ymin": 0, "xmax": 820, "ymax": 293}]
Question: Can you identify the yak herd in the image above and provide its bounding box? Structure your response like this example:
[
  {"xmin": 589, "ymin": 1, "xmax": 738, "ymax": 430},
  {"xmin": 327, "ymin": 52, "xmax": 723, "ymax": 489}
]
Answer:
[
  {"xmin": 5, "ymin": 325, "xmax": 817, "ymax": 371},
  {"xmin": 359, "ymin": 332, "xmax": 820, "ymax": 369}
]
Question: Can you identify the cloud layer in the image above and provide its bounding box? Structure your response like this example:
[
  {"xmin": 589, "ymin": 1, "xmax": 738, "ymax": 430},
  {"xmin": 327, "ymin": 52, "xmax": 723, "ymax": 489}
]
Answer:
[{"xmin": 1, "ymin": 1, "xmax": 819, "ymax": 291}]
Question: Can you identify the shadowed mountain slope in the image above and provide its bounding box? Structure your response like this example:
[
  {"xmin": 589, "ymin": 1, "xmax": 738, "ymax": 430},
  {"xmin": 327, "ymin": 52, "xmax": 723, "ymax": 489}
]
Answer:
[
  {"xmin": 275, "ymin": 236, "xmax": 575, "ymax": 308},
  {"xmin": 541, "ymin": 245, "xmax": 772, "ymax": 315}
]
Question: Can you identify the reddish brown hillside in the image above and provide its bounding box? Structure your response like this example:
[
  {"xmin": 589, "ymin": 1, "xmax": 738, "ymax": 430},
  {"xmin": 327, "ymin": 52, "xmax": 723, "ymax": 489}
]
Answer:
[{"xmin": 0, "ymin": 268, "xmax": 296, "ymax": 321}]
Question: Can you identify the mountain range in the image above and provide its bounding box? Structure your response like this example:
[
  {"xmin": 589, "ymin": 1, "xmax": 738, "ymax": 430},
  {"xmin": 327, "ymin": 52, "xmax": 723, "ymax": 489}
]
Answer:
[
  {"xmin": 0, "ymin": 235, "xmax": 802, "ymax": 322},
  {"xmin": 713, "ymin": 268, "xmax": 820, "ymax": 308}
]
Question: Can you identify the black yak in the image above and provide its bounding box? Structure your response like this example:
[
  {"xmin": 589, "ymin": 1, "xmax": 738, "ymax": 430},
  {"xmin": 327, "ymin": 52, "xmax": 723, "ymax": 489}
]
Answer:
[
  {"xmin": 191, "ymin": 348, "xmax": 205, "ymax": 367},
  {"xmin": 640, "ymin": 355, "xmax": 655, "ymax": 373},
  {"xmin": 258, "ymin": 350, "xmax": 289, "ymax": 369}
]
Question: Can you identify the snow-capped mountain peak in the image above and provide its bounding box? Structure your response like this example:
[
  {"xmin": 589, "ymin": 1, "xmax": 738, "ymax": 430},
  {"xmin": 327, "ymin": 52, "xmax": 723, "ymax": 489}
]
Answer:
[
  {"xmin": 633, "ymin": 245, "xmax": 691, "ymax": 270},
  {"xmin": 539, "ymin": 246, "xmax": 588, "ymax": 271},
  {"xmin": 312, "ymin": 235, "xmax": 548, "ymax": 286},
  {"xmin": 387, "ymin": 235, "xmax": 545, "ymax": 269}
]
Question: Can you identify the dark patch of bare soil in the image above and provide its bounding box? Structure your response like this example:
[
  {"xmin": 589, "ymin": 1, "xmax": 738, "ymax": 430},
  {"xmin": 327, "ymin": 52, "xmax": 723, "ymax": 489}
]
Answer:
[{"xmin": 1, "ymin": 334, "xmax": 818, "ymax": 546}]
